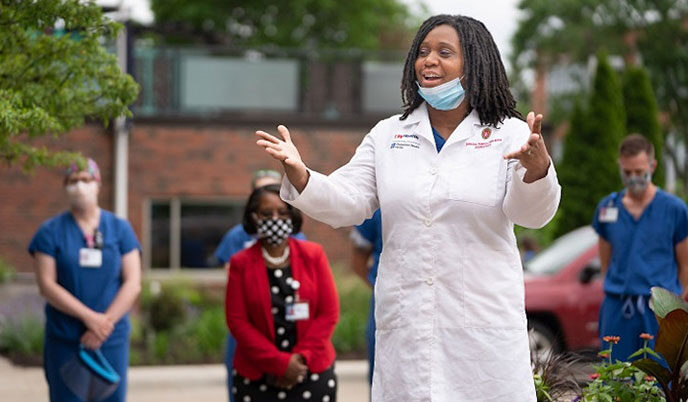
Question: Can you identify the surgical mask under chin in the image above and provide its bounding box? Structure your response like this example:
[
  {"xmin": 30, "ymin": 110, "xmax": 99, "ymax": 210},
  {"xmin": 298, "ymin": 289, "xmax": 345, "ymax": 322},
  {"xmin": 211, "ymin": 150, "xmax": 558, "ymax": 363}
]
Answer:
[
  {"xmin": 65, "ymin": 181, "xmax": 98, "ymax": 209},
  {"xmin": 621, "ymin": 171, "xmax": 652, "ymax": 195},
  {"xmin": 416, "ymin": 76, "xmax": 466, "ymax": 111},
  {"xmin": 256, "ymin": 217, "xmax": 293, "ymax": 246}
]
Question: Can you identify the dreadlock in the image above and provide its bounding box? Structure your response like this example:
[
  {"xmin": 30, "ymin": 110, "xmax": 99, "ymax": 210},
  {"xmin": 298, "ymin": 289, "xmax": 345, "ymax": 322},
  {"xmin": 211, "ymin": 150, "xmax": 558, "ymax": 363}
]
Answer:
[{"xmin": 400, "ymin": 14, "xmax": 523, "ymax": 127}]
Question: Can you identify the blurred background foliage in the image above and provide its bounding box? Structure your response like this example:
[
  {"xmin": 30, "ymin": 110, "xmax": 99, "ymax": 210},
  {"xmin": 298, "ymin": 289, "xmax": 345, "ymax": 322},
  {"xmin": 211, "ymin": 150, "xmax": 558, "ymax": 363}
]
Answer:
[
  {"xmin": 511, "ymin": 0, "xmax": 688, "ymax": 198},
  {"xmin": 0, "ymin": 264, "xmax": 370, "ymax": 366},
  {"xmin": 0, "ymin": 0, "xmax": 139, "ymax": 171},
  {"xmin": 148, "ymin": 0, "xmax": 426, "ymax": 50}
]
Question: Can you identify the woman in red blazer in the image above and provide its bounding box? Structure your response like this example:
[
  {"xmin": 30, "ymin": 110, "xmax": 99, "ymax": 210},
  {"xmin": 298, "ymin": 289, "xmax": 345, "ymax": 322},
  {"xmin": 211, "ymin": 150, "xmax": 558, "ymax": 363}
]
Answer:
[{"xmin": 226, "ymin": 184, "xmax": 340, "ymax": 402}]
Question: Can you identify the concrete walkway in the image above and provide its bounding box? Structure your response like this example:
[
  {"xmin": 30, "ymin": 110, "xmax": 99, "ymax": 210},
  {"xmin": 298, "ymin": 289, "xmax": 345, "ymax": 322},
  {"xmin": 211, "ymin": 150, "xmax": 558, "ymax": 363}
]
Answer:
[{"xmin": 0, "ymin": 357, "xmax": 370, "ymax": 402}]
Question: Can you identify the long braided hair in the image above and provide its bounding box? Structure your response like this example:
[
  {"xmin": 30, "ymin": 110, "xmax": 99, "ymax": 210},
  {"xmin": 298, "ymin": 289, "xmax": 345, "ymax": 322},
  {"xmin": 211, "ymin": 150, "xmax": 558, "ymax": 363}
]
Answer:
[{"xmin": 400, "ymin": 15, "xmax": 522, "ymax": 126}]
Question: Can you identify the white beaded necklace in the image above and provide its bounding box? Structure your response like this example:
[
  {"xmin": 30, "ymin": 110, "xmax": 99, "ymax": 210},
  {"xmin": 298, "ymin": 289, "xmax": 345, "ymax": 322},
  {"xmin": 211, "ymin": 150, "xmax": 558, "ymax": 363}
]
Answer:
[{"xmin": 262, "ymin": 246, "xmax": 290, "ymax": 266}]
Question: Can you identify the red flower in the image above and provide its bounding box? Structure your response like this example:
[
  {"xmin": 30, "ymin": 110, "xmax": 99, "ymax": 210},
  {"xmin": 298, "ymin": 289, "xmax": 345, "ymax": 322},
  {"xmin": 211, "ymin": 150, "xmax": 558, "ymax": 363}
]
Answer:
[
  {"xmin": 644, "ymin": 376, "xmax": 656, "ymax": 382},
  {"xmin": 589, "ymin": 373, "xmax": 600, "ymax": 380},
  {"xmin": 603, "ymin": 336, "xmax": 620, "ymax": 344},
  {"xmin": 639, "ymin": 333, "xmax": 654, "ymax": 340}
]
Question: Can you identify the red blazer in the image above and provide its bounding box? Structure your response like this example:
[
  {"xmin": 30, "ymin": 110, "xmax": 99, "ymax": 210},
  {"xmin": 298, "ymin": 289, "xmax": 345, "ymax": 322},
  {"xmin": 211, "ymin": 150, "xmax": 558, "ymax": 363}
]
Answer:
[{"xmin": 225, "ymin": 238, "xmax": 339, "ymax": 380}]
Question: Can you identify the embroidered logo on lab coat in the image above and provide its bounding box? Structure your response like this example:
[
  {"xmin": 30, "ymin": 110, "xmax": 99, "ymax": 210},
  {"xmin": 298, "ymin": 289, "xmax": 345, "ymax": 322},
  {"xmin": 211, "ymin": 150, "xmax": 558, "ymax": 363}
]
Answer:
[
  {"xmin": 390, "ymin": 133, "xmax": 420, "ymax": 150},
  {"xmin": 467, "ymin": 126, "xmax": 502, "ymax": 149}
]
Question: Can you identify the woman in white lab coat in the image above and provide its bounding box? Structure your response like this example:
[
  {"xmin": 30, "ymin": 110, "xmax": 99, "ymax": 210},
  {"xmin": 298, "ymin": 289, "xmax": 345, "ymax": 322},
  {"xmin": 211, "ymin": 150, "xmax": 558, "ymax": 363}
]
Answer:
[{"xmin": 256, "ymin": 14, "xmax": 561, "ymax": 402}]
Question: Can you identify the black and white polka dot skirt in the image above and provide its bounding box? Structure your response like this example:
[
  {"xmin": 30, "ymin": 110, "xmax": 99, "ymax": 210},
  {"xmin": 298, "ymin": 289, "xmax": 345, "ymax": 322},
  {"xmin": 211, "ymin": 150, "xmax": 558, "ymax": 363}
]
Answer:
[{"xmin": 232, "ymin": 365, "xmax": 337, "ymax": 402}]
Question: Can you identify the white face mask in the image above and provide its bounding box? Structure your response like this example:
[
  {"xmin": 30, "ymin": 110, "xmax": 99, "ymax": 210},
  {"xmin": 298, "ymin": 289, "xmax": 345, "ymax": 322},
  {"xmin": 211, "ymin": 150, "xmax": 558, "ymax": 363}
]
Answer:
[{"xmin": 65, "ymin": 181, "xmax": 99, "ymax": 209}]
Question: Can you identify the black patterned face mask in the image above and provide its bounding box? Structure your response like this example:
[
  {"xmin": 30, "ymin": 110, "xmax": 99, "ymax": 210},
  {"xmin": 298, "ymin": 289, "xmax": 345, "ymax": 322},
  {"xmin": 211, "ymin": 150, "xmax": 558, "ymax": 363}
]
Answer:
[{"xmin": 256, "ymin": 217, "xmax": 293, "ymax": 245}]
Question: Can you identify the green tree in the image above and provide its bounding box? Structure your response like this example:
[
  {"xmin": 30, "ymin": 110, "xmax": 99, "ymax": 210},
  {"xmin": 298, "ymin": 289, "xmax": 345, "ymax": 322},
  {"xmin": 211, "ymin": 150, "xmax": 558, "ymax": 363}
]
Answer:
[
  {"xmin": 0, "ymin": 0, "xmax": 139, "ymax": 170},
  {"xmin": 149, "ymin": 0, "xmax": 420, "ymax": 50},
  {"xmin": 622, "ymin": 66, "xmax": 665, "ymax": 187},
  {"xmin": 511, "ymin": 0, "xmax": 688, "ymax": 192},
  {"xmin": 555, "ymin": 54, "xmax": 625, "ymax": 237}
]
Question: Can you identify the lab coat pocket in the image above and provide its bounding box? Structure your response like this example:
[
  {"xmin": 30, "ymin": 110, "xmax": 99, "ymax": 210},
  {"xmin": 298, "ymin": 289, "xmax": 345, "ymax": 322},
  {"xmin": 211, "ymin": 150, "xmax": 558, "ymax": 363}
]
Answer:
[
  {"xmin": 449, "ymin": 148, "xmax": 501, "ymax": 207},
  {"xmin": 462, "ymin": 246, "xmax": 525, "ymax": 329},
  {"xmin": 374, "ymin": 250, "xmax": 404, "ymax": 330}
]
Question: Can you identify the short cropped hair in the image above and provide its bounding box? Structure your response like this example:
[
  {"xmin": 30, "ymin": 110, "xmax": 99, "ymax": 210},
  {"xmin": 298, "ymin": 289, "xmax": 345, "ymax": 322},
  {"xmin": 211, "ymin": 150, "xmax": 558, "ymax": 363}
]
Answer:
[
  {"xmin": 242, "ymin": 184, "xmax": 303, "ymax": 235},
  {"xmin": 619, "ymin": 134, "xmax": 654, "ymax": 160}
]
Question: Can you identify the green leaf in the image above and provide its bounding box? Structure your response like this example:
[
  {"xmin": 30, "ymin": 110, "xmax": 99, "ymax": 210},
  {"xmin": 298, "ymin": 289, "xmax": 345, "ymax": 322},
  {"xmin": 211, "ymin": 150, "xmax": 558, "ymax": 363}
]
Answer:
[
  {"xmin": 649, "ymin": 287, "xmax": 688, "ymax": 319},
  {"xmin": 632, "ymin": 358, "xmax": 671, "ymax": 386}
]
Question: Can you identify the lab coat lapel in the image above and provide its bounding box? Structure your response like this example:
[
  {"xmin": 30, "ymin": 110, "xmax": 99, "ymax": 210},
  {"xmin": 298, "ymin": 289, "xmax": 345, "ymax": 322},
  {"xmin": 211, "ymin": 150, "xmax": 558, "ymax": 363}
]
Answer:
[
  {"xmin": 401, "ymin": 103, "xmax": 434, "ymax": 147},
  {"xmin": 443, "ymin": 109, "xmax": 481, "ymax": 148}
]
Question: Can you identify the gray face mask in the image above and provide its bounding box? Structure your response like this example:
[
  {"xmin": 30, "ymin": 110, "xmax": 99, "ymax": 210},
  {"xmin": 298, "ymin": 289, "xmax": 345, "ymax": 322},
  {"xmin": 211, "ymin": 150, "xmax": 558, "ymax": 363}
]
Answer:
[{"xmin": 620, "ymin": 170, "xmax": 652, "ymax": 196}]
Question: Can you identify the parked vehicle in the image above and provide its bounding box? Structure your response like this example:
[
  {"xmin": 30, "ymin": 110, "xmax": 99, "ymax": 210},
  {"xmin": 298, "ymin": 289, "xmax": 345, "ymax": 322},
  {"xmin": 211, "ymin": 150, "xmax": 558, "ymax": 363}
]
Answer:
[{"xmin": 524, "ymin": 226, "xmax": 603, "ymax": 357}]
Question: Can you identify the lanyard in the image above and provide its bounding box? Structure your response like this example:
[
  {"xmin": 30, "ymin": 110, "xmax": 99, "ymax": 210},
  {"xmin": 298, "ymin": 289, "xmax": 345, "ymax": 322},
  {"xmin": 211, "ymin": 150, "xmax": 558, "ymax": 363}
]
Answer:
[{"xmin": 84, "ymin": 229, "xmax": 103, "ymax": 249}]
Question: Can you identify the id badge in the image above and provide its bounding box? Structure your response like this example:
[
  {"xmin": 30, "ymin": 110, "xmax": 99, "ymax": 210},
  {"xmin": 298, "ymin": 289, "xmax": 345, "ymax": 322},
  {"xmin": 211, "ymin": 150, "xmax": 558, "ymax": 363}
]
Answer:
[
  {"xmin": 599, "ymin": 207, "xmax": 618, "ymax": 223},
  {"xmin": 285, "ymin": 301, "xmax": 309, "ymax": 321},
  {"xmin": 79, "ymin": 248, "xmax": 102, "ymax": 268}
]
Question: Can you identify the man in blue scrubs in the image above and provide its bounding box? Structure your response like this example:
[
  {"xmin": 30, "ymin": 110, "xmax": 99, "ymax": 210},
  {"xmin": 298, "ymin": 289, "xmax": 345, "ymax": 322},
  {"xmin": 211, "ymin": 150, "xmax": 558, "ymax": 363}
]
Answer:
[
  {"xmin": 593, "ymin": 134, "xmax": 688, "ymax": 361},
  {"xmin": 216, "ymin": 169, "xmax": 305, "ymax": 402},
  {"xmin": 350, "ymin": 209, "xmax": 382, "ymax": 386}
]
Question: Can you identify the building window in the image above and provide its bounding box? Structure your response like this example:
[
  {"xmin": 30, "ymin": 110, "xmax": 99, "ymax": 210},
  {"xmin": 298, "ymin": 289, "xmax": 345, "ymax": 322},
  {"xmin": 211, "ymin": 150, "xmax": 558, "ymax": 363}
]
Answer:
[{"xmin": 149, "ymin": 198, "xmax": 244, "ymax": 269}]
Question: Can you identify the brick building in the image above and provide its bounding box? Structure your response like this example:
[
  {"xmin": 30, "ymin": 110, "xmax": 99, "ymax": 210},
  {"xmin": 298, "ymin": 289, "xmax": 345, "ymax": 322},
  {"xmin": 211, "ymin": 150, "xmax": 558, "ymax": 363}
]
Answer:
[
  {"xmin": 0, "ymin": 119, "xmax": 386, "ymax": 276},
  {"xmin": 1, "ymin": 45, "xmax": 403, "ymax": 276}
]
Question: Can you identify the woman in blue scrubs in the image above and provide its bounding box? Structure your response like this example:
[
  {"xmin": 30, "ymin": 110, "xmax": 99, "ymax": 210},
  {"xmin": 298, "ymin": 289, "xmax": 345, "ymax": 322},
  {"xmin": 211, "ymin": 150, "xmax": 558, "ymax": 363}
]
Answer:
[{"xmin": 28, "ymin": 158, "xmax": 142, "ymax": 402}]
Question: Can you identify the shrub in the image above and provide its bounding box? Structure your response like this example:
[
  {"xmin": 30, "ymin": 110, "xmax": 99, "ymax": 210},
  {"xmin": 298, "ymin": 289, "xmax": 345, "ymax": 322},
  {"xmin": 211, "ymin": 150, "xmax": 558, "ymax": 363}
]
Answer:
[
  {"xmin": 0, "ymin": 314, "xmax": 44, "ymax": 365},
  {"xmin": 331, "ymin": 266, "xmax": 371, "ymax": 357},
  {"xmin": 0, "ymin": 257, "xmax": 15, "ymax": 284},
  {"xmin": 148, "ymin": 290, "xmax": 187, "ymax": 332},
  {"xmin": 190, "ymin": 307, "xmax": 226, "ymax": 357}
]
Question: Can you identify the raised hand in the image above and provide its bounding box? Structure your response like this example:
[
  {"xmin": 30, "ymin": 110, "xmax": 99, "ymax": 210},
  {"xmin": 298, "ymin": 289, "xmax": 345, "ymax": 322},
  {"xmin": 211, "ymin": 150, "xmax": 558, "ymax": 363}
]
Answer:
[
  {"xmin": 503, "ymin": 111, "xmax": 551, "ymax": 183},
  {"xmin": 256, "ymin": 125, "xmax": 310, "ymax": 193}
]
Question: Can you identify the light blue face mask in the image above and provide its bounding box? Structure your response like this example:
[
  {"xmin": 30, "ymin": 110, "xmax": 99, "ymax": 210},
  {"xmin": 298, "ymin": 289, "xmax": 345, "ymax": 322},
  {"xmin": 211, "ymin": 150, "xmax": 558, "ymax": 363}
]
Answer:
[{"xmin": 416, "ymin": 76, "xmax": 466, "ymax": 111}]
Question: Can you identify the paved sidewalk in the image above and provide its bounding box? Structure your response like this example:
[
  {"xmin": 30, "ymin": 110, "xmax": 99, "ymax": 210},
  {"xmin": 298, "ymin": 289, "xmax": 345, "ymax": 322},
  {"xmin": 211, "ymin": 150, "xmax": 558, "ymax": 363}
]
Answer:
[{"xmin": 0, "ymin": 357, "xmax": 370, "ymax": 402}]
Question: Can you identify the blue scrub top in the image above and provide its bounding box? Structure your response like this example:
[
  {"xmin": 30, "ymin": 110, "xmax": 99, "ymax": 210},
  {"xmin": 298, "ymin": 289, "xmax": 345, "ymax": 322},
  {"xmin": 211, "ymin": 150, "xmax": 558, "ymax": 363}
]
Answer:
[
  {"xmin": 355, "ymin": 210, "xmax": 383, "ymax": 286},
  {"xmin": 214, "ymin": 223, "xmax": 306, "ymax": 265},
  {"xmin": 432, "ymin": 128, "xmax": 447, "ymax": 153},
  {"xmin": 593, "ymin": 189, "xmax": 688, "ymax": 296},
  {"xmin": 28, "ymin": 210, "xmax": 141, "ymax": 345}
]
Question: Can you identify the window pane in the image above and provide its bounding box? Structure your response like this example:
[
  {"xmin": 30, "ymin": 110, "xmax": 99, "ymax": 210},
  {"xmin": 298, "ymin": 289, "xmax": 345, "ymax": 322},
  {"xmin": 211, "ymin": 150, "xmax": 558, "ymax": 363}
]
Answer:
[
  {"xmin": 181, "ymin": 56, "xmax": 299, "ymax": 112},
  {"xmin": 362, "ymin": 61, "xmax": 404, "ymax": 113},
  {"xmin": 180, "ymin": 203, "xmax": 243, "ymax": 268},
  {"xmin": 150, "ymin": 202, "xmax": 171, "ymax": 268}
]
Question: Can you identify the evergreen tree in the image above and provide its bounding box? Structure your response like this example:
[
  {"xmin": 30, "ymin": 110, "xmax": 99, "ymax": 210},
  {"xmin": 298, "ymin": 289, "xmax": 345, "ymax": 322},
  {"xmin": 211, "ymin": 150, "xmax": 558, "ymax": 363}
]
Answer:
[
  {"xmin": 622, "ymin": 67, "xmax": 665, "ymax": 187},
  {"xmin": 554, "ymin": 53, "xmax": 625, "ymax": 237}
]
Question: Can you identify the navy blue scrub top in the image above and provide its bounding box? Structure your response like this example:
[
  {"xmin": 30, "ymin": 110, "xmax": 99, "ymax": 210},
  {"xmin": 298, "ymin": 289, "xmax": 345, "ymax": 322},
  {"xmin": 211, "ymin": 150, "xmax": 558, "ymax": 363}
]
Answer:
[
  {"xmin": 28, "ymin": 209, "xmax": 141, "ymax": 345},
  {"xmin": 593, "ymin": 189, "xmax": 688, "ymax": 296},
  {"xmin": 432, "ymin": 128, "xmax": 447, "ymax": 153}
]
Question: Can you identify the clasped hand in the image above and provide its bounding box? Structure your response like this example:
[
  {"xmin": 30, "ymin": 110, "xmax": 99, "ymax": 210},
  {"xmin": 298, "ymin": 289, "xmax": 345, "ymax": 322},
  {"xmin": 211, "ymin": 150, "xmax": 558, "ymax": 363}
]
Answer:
[
  {"xmin": 81, "ymin": 311, "xmax": 114, "ymax": 350},
  {"xmin": 270, "ymin": 354, "xmax": 308, "ymax": 390}
]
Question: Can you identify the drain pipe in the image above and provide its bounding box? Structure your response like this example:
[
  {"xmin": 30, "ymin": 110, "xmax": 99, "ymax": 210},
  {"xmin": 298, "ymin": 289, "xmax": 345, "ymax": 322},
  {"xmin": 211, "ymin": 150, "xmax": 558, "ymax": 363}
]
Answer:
[{"xmin": 113, "ymin": 7, "xmax": 129, "ymax": 219}]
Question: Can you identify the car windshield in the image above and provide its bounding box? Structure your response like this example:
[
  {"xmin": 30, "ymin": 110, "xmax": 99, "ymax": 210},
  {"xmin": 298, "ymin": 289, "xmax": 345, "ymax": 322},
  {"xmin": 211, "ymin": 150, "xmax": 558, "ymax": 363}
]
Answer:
[{"xmin": 524, "ymin": 226, "xmax": 598, "ymax": 275}]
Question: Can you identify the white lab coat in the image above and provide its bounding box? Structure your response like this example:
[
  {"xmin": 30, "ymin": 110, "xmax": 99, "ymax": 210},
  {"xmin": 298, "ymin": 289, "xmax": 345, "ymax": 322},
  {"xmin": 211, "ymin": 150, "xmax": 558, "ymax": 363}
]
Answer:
[{"xmin": 281, "ymin": 104, "xmax": 561, "ymax": 401}]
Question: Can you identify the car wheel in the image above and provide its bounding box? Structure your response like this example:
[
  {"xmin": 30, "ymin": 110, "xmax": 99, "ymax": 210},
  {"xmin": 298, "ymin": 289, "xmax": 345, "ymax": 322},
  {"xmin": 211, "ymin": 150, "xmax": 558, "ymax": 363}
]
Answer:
[{"xmin": 528, "ymin": 320, "xmax": 562, "ymax": 360}]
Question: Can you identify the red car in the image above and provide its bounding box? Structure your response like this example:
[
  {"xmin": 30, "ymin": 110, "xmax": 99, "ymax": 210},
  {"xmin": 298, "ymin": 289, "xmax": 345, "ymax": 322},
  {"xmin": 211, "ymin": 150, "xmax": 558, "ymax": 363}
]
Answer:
[{"xmin": 524, "ymin": 226, "xmax": 603, "ymax": 356}]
